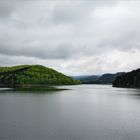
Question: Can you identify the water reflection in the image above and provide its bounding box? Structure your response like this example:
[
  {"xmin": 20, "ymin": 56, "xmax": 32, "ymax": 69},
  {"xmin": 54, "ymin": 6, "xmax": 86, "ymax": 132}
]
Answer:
[
  {"xmin": 0, "ymin": 85, "xmax": 140, "ymax": 140},
  {"xmin": 0, "ymin": 86, "xmax": 69, "ymax": 94}
]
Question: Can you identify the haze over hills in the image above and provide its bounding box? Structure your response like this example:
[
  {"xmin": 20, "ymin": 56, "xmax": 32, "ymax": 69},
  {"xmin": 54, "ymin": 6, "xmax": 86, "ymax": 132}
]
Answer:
[
  {"xmin": 72, "ymin": 72, "xmax": 125, "ymax": 84},
  {"xmin": 0, "ymin": 65, "xmax": 81, "ymax": 87},
  {"xmin": 95, "ymin": 72, "xmax": 125, "ymax": 84},
  {"xmin": 72, "ymin": 75, "xmax": 100, "ymax": 84}
]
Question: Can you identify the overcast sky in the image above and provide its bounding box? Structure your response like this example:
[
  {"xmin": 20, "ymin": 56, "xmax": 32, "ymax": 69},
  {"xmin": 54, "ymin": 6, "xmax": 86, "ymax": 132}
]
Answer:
[{"xmin": 0, "ymin": 0, "xmax": 140, "ymax": 75}]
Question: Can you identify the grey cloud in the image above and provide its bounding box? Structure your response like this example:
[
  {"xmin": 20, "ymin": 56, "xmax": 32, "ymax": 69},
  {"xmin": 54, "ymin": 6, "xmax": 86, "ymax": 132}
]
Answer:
[
  {"xmin": 0, "ymin": 42, "xmax": 77, "ymax": 59},
  {"xmin": 0, "ymin": 1, "xmax": 13, "ymax": 18},
  {"xmin": 0, "ymin": 0, "xmax": 140, "ymax": 74},
  {"xmin": 0, "ymin": 0, "xmax": 21, "ymax": 18},
  {"xmin": 52, "ymin": 2, "xmax": 91, "ymax": 24}
]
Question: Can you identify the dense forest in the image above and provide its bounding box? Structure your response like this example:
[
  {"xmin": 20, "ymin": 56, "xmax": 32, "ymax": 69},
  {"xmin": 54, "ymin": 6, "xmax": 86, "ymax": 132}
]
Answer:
[
  {"xmin": 113, "ymin": 69, "xmax": 140, "ymax": 88},
  {"xmin": 0, "ymin": 65, "xmax": 81, "ymax": 87}
]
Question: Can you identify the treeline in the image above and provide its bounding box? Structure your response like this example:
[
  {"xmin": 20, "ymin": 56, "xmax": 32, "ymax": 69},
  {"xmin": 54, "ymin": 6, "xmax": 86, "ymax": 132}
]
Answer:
[
  {"xmin": 0, "ymin": 65, "xmax": 81, "ymax": 87},
  {"xmin": 113, "ymin": 69, "xmax": 140, "ymax": 88}
]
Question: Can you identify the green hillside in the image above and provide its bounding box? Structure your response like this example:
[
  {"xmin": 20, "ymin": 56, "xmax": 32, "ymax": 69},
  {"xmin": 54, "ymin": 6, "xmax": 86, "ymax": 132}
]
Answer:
[{"xmin": 0, "ymin": 65, "xmax": 81, "ymax": 87}]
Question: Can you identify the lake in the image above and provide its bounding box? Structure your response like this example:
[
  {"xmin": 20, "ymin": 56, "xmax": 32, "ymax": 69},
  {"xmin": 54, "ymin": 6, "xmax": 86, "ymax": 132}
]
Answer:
[{"xmin": 0, "ymin": 85, "xmax": 140, "ymax": 140}]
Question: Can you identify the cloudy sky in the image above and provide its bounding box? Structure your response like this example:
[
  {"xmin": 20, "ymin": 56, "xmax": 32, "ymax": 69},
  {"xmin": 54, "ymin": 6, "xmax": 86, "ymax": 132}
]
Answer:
[{"xmin": 0, "ymin": 0, "xmax": 140, "ymax": 75}]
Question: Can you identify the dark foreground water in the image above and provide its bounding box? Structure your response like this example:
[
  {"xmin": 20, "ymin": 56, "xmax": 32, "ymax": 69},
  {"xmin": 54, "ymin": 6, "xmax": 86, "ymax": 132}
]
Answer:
[{"xmin": 0, "ymin": 85, "xmax": 140, "ymax": 140}]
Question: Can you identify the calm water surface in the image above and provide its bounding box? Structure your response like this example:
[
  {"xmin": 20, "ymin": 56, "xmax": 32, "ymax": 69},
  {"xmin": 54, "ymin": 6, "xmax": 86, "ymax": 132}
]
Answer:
[{"xmin": 0, "ymin": 85, "xmax": 140, "ymax": 140}]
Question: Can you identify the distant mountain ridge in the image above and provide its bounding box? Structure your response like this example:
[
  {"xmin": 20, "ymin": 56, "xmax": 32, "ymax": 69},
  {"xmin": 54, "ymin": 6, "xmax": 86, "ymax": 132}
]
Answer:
[
  {"xmin": 72, "ymin": 72, "xmax": 125, "ymax": 84},
  {"xmin": 0, "ymin": 65, "xmax": 81, "ymax": 87},
  {"xmin": 72, "ymin": 75, "xmax": 100, "ymax": 84},
  {"xmin": 96, "ymin": 72, "xmax": 125, "ymax": 84},
  {"xmin": 113, "ymin": 69, "xmax": 140, "ymax": 88}
]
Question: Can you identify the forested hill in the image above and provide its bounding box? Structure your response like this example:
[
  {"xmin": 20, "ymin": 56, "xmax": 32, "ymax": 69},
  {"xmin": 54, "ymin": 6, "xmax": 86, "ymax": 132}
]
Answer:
[
  {"xmin": 0, "ymin": 65, "xmax": 81, "ymax": 87},
  {"xmin": 113, "ymin": 68, "xmax": 140, "ymax": 88},
  {"xmin": 96, "ymin": 72, "xmax": 125, "ymax": 84}
]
